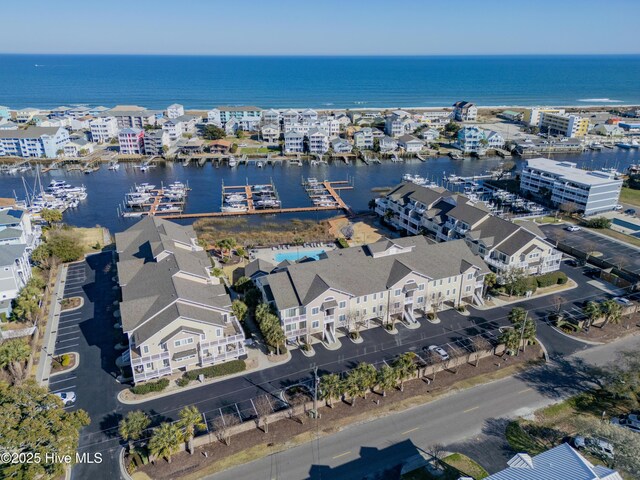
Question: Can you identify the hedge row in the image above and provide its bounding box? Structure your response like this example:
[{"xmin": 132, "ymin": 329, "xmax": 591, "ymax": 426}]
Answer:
[
  {"xmin": 183, "ymin": 359, "xmax": 246, "ymax": 381},
  {"xmin": 536, "ymin": 271, "xmax": 568, "ymax": 288},
  {"xmin": 131, "ymin": 377, "xmax": 170, "ymax": 395}
]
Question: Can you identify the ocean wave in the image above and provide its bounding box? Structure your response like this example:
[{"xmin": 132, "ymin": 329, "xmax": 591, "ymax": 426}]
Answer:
[
  {"xmin": 577, "ymin": 98, "xmax": 623, "ymax": 103},
  {"xmin": 353, "ymin": 101, "xmax": 368, "ymax": 104}
]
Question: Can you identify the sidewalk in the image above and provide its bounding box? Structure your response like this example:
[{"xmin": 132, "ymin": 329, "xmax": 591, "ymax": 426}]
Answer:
[{"xmin": 36, "ymin": 263, "xmax": 68, "ymax": 386}]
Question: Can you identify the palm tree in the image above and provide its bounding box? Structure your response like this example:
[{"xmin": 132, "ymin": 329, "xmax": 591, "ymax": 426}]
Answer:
[
  {"xmin": 149, "ymin": 422, "xmax": 182, "ymax": 464},
  {"xmin": 508, "ymin": 307, "xmax": 527, "ymax": 325},
  {"xmin": 483, "ymin": 272, "xmax": 497, "ymax": 297},
  {"xmin": 0, "ymin": 339, "xmax": 31, "ymax": 370},
  {"xmin": 352, "ymin": 363, "xmax": 377, "ymax": 399},
  {"xmin": 499, "ymin": 328, "xmax": 520, "ymax": 355},
  {"xmin": 178, "ymin": 406, "xmax": 206, "ymax": 455},
  {"xmin": 582, "ymin": 301, "xmax": 601, "ymax": 329},
  {"xmin": 600, "ymin": 299, "xmax": 622, "ymax": 327},
  {"xmin": 320, "ymin": 373, "xmax": 343, "ymax": 408},
  {"xmin": 343, "ymin": 373, "xmax": 361, "ymax": 407},
  {"xmin": 376, "ymin": 364, "xmax": 398, "ymax": 396},
  {"xmin": 118, "ymin": 410, "xmax": 151, "ymax": 453},
  {"xmin": 255, "ymin": 303, "xmax": 271, "ymax": 323},
  {"xmin": 393, "ymin": 352, "xmax": 416, "ymax": 392}
]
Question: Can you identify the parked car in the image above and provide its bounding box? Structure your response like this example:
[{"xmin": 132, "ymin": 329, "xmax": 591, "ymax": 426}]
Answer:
[
  {"xmin": 572, "ymin": 436, "xmax": 614, "ymax": 459},
  {"xmin": 55, "ymin": 391, "xmax": 76, "ymax": 406},
  {"xmin": 566, "ymin": 258, "xmax": 585, "ymax": 267},
  {"xmin": 613, "ymin": 297, "xmax": 632, "ymax": 306},
  {"xmin": 611, "ymin": 414, "xmax": 640, "ymax": 433},
  {"xmin": 565, "ymin": 225, "xmax": 581, "ymax": 232},
  {"xmin": 614, "ymin": 204, "xmax": 623, "ymax": 211},
  {"xmin": 624, "ymin": 208, "xmax": 636, "ymax": 215},
  {"xmin": 426, "ymin": 345, "xmax": 450, "ymax": 361}
]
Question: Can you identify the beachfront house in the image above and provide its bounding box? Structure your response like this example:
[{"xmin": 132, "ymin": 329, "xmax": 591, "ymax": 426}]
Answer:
[
  {"xmin": 354, "ymin": 127, "xmax": 374, "ymax": 149},
  {"xmin": 255, "ymin": 236, "xmax": 489, "ymax": 344},
  {"xmin": 162, "ymin": 114, "xmax": 199, "ymax": 142},
  {"xmin": 419, "ymin": 110, "xmax": 452, "ymax": 125},
  {"xmin": 308, "ymin": 128, "xmax": 330, "ymax": 154},
  {"xmin": 384, "ymin": 113, "xmax": 412, "ymax": 137},
  {"xmin": 115, "ymin": 217, "xmax": 246, "ymax": 384},
  {"xmin": 261, "ymin": 124, "xmax": 280, "ymax": 143},
  {"xmin": 301, "ymin": 109, "xmax": 318, "ymax": 122},
  {"xmin": 331, "ymin": 137, "xmax": 353, "ymax": 154},
  {"xmin": 0, "ymin": 127, "xmax": 70, "ymax": 158},
  {"xmin": 262, "ymin": 109, "xmax": 280, "ymax": 124},
  {"xmin": 397, "ymin": 134, "xmax": 424, "ymax": 153},
  {"xmin": 105, "ymin": 105, "xmax": 160, "ymax": 129},
  {"xmin": 452, "ymin": 101, "xmax": 477, "ymax": 121},
  {"xmin": 90, "ymin": 116, "xmax": 119, "ymax": 143},
  {"xmin": 281, "ymin": 109, "xmax": 300, "ymax": 125},
  {"xmin": 118, "ymin": 128, "xmax": 145, "ymax": 155},
  {"xmin": 166, "ymin": 103, "xmax": 184, "ymax": 119},
  {"xmin": 0, "ymin": 106, "xmax": 10, "ymax": 120},
  {"xmin": 284, "ymin": 131, "xmax": 304, "ymax": 153},
  {"xmin": 207, "ymin": 106, "xmax": 262, "ymax": 126},
  {"xmin": 375, "ymin": 182, "xmax": 562, "ymax": 278},
  {"xmin": 520, "ymin": 158, "xmax": 622, "ymax": 215},
  {"xmin": 238, "ymin": 117, "xmax": 261, "ymax": 132},
  {"xmin": 15, "ymin": 108, "xmax": 40, "ymax": 124}
]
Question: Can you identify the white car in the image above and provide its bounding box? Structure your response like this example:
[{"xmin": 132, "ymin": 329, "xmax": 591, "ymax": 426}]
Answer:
[
  {"xmin": 426, "ymin": 345, "xmax": 450, "ymax": 361},
  {"xmin": 238, "ymin": 143, "xmax": 248, "ymax": 147},
  {"xmin": 613, "ymin": 297, "xmax": 632, "ymax": 306},
  {"xmin": 611, "ymin": 414, "xmax": 640, "ymax": 433},
  {"xmin": 55, "ymin": 391, "xmax": 76, "ymax": 406},
  {"xmin": 573, "ymin": 436, "xmax": 614, "ymax": 459},
  {"xmin": 614, "ymin": 204, "xmax": 623, "ymax": 211},
  {"xmin": 565, "ymin": 225, "xmax": 581, "ymax": 232}
]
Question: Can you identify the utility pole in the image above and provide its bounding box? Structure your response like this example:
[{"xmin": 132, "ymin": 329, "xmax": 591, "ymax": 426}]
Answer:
[
  {"xmin": 312, "ymin": 365, "xmax": 320, "ymax": 419},
  {"xmin": 517, "ymin": 310, "xmax": 528, "ymax": 356}
]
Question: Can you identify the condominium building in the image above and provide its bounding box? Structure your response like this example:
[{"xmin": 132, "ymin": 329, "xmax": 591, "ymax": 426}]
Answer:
[
  {"xmin": 207, "ymin": 106, "xmax": 262, "ymax": 126},
  {"xmin": 539, "ymin": 112, "xmax": 589, "ymax": 138},
  {"xmin": 284, "ymin": 131, "xmax": 304, "ymax": 153},
  {"xmin": 118, "ymin": 128, "xmax": 145, "ymax": 155},
  {"xmin": 0, "ymin": 127, "xmax": 69, "ymax": 158},
  {"xmin": 115, "ymin": 217, "xmax": 246, "ymax": 384},
  {"xmin": 106, "ymin": 106, "xmax": 160, "ymax": 129},
  {"xmin": 89, "ymin": 116, "xmax": 119, "ymax": 143},
  {"xmin": 161, "ymin": 115, "xmax": 198, "ymax": 142},
  {"xmin": 143, "ymin": 130, "xmax": 170, "ymax": 156},
  {"xmin": 520, "ymin": 157, "xmax": 622, "ymax": 216},
  {"xmin": 308, "ymin": 128, "xmax": 330, "ymax": 154},
  {"xmin": 375, "ymin": 182, "xmax": 562, "ymax": 277},
  {"xmin": 166, "ymin": 103, "xmax": 185, "ymax": 119},
  {"xmin": 255, "ymin": 236, "xmax": 489, "ymax": 343},
  {"xmin": 523, "ymin": 107, "xmax": 565, "ymax": 127}
]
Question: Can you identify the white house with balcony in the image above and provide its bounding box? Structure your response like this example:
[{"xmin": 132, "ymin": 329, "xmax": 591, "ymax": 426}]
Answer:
[
  {"xmin": 162, "ymin": 115, "xmax": 198, "ymax": 142},
  {"xmin": 354, "ymin": 127, "xmax": 374, "ymax": 149},
  {"xmin": 376, "ymin": 182, "xmax": 562, "ymax": 277},
  {"xmin": 398, "ymin": 134, "xmax": 424, "ymax": 153},
  {"xmin": 207, "ymin": 106, "xmax": 262, "ymax": 126},
  {"xmin": 261, "ymin": 124, "xmax": 280, "ymax": 143},
  {"xmin": 166, "ymin": 103, "xmax": 184, "ymax": 119},
  {"xmin": 116, "ymin": 217, "xmax": 246, "ymax": 384},
  {"xmin": 331, "ymin": 137, "xmax": 353, "ymax": 153},
  {"xmin": 0, "ymin": 127, "xmax": 70, "ymax": 158},
  {"xmin": 255, "ymin": 236, "xmax": 489, "ymax": 344},
  {"xmin": 90, "ymin": 116, "xmax": 118, "ymax": 143},
  {"xmin": 284, "ymin": 131, "xmax": 304, "ymax": 153},
  {"xmin": 452, "ymin": 101, "xmax": 477, "ymax": 121},
  {"xmin": 308, "ymin": 128, "xmax": 330, "ymax": 154}
]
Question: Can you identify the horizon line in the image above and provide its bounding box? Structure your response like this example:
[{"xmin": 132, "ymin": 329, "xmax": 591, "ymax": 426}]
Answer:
[{"xmin": 1, "ymin": 52, "xmax": 640, "ymax": 57}]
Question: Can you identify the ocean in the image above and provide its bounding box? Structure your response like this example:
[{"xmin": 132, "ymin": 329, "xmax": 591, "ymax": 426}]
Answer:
[{"xmin": 0, "ymin": 55, "xmax": 639, "ymax": 109}]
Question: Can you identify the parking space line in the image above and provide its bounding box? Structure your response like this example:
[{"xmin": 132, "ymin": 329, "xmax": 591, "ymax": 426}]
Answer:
[
  {"xmin": 57, "ymin": 324, "xmax": 78, "ymax": 331},
  {"xmin": 56, "ymin": 337, "xmax": 80, "ymax": 343},
  {"xmin": 58, "ymin": 319, "xmax": 82, "ymax": 325},
  {"xmin": 54, "ymin": 345, "xmax": 79, "ymax": 352},
  {"xmin": 49, "ymin": 375, "xmax": 77, "ymax": 385},
  {"xmin": 50, "ymin": 386, "xmax": 76, "ymax": 394},
  {"xmin": 56, "ymin": 330, "xmax": 79, "ymax": 337},
  {"xmin": 402, "ymin": 427, "xmax": 419, "ymax": 435}
]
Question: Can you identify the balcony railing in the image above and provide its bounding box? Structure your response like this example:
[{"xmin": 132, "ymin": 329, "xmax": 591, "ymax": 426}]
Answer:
[
  {"xmin": 200, "ymin": 333, "xmax": 245, "ymax": 349},
  {"xmin": 131, "ymin": 351, "xmax": 170, "ymax": 367},
  {"xmin": 283, "ymin": 314, "xmax": 307, "ymax": 326},
  {"xmin": 133, "ymin": 365, "xmax": 172, "ymax": 383},
  {"xmin": 324, "ymin": 315, "xmax": 335, "ymax": 323},
  {"xmin": 200, "ymin": 347, "xmax": 246, "ymax": 365}
]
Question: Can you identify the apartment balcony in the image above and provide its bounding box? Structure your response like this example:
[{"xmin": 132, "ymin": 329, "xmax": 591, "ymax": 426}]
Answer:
[
  {"xmin": 200, "ymin": 346, "xmax": 246, "ymax": 366},
  {"xmin": 131, "ymin": 351, "xmax": 170, "ymax": 368},
  {"xmin": 436, "ymin": 231, "xmax": 452, "ymax": 242},
  {"xmin": 133, "ymin": 365, "xmax": 172, "ymax": 383},
  {"xmin": 200, "ymin": 333, "xmax": 245, "ymax": 350},
  {"xmin": 484, "ymin": 256, "xmax": 527, "ymax": 272},
  {"xmin": 285, "ymin": 327, "xmax": 308, "ymax": 339},
  {"xmin": 324, "ymin": 315, "xmax": 335, "ymax": 323},
  {"xmin": 283, "ymin": 314, "xmax": 307, "ymax": 326}
]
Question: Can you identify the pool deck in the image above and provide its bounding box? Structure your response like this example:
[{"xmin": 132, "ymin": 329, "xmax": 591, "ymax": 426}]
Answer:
[
  {"xmin": 600, "ymin": 211, "xmax": 640, "ymax": 236},
  {"xmin": 249, "ymin": 243, "xmax": 337, "ymax": 265}
]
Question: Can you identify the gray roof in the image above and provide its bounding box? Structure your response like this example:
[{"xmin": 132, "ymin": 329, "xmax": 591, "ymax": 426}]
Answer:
[
  {"xmin": 0, "ymin": 209, "xmax": 24, "ymax": 225},
  {"xmin": 0, "ymin": 243, "xmax": 27, "ymax": 266},
  {"xmin": 262, "ymin": 237, "xmax": 489, "ymax": 310},
  {"xmin": 493, "ymin": 229, "xmax": 536, "ymax": 256},
  {"xmin": 387, "ymin": 182, "xmax": 453, "ymax": 208},
  {"xmin": 0, "ymin": 127, "xmax": 62, "ymax": 139},
  {"xmin": 245, "ymin": 258, "xmax": 275, "ymax": 278},
  {"xmin": 486, "ymin": 443, "xmax": 622, "ymax": 480},
  {"xmin": 447, "ymin": 201, "xmax": 490, "ymax": 226},
  {"xmin": 116, "ymin": 217, "xmax": 233, "ymax": 343},
  {"xmin": 0, "ymin": 227, "xmax": 22, "ymax": 240}
]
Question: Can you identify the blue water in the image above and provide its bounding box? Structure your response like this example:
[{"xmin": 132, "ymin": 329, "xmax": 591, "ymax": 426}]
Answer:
[
  {"xmin": 1, "ymin": 55, "xmax": 639, "ymax": 109},
  {"xmin": 274, "ymin": 249, "xmax": 326, "ymax": 262}
]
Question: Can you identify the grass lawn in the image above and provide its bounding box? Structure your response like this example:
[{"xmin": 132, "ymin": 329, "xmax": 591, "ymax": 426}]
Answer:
[
  {"xmin": 619, "ymin": 187, "xmax": 640, "ymax": 207},
  {"xmin": 585, "ymin": 226, "xmax": 640, "ymax": 248},
  {"xmin": 240, "ymin": 147, "xmax": 275, "ymax": 154},
  {"xmin": 402, "ymin": 453, "xmax": 488, "ymax": 480},
  {"xmin": 70, "ymin": 227, "xmax": 109, "ymax": 253}
]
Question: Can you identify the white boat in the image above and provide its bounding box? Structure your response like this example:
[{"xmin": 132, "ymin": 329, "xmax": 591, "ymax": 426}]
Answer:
[
  {"xmin": 449, "ymin": 152, "xmax": 463, "ymax": 160},
  {"xmin": 225, "ymin": 194, "xmax": 246, "ymax": 203},
  {"xmin": 256, "ymin": 161, "xmax": 264, "ymax": 168},
  {"xmin": 228, "ymin": 156, "xmax": 237, "ymax": 167},
  {"xmin": 125, "ymin": 192, "xmax": 151, "ymax": 206},
  {"xmin": 157, "ymin": 204, "xmax": 181, "ymax": 213},
  {"xmin": 631, "ymin": 140, "xmax": 640, "ymax": 149},
  {"xmin": 135, "ymin": 183, "xmax": 155, "ymax": 193},
  {"xmin": 402, "ymin": 174, "xmax": 427, "ymax": 186},
  {"xmin": 108, "ymin": 162, "xmax": 120, "ymax": 170},
  {"xmin": 221, "ymin": 204, "xmax": 248, "ymax": 213}
]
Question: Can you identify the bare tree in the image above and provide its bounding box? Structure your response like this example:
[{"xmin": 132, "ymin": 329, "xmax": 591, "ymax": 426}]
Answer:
[
  {"xmin": 212, "ymin": 413, "xmax": 240, "ymax": 446},
  {"xmin": 551, "ymin": 295, "xmax": 566, "ymax": 315},
  {"xmin": 287, "ymin": 394, "xmax": 307, "ymax": 425},
  {"xmin": 254, "ymin": 395, "xmax": 273, "ymax": 433},
  {"xmin": 583, "ymin": 239, "xmax": 599, "ymax": 262},
  {"xmin": 445, "ymin": 344, "xmax": 463, "ymax": 373},
  {"xmin": 470, "ymin": 336, "xmax": 491, "ymax": 367},
  {"xmin": 427, "ymin": 443, "xmax": 446, "ymax": 467}
]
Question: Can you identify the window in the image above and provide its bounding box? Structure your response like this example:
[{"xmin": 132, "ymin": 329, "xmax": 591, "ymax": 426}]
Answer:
[
  {"xmin": 394, "ymin": 302, "xmax": 400, "ymax": 309},
  {"xmin": 200, "ymin": 333, "xmax": 206, "ymax": 340},
  {"xmin": 372, "ymin": 305, "xmax": 377, "ymax": 313},
  {"xmin": 216, "ymin": 328, "xmax": 222, "ymax": 337},
  {"xmin": 356, "ymin": 297, "xmax": 360, "ymax": 304},
  {"xmin": 439, "ymin": 279, "xmax": 443, "ymax": 286},
  {"xmin": 448, "ymin": 277, "xmax": 452, "ymax": 284},
  {"xmin": 373, "ymin": 293, "xmax": 377, "ymax": 300},
  {"xmin": 465, "ymin": 285, "xmax": 472, "ymax": 292},
  {"xmin": 285, "ymin": 308, "xmax": 297, "ymax": 318},
  {"xmin": 285, "ymin": 324, "xmax": 293, "ymax": 332},
  {"xmin": 338, "ymin": 314, "xmax": 346, "ymax": 322},
  {"xmin": 362, "ymin": 308, "xmax": 367, "ymax": 315},
  {"xmin": 395, "ymin": 289, "xmax": 401, "ymax": 296},
  {"xmin": 418, "ymin": 283, "xmax": 425, "ymax": 291},
  {"xmin": 299, "ymin": 320, "xmax": 306, "ymax": 329},
  {"xmin": 312, "ymin": 320, "xmax": 319, "ymax": 329},
  {"xmin": 417, "ymin": 296, "xmax": 424, "ymax": 304},
  {"xmin": 467, "ymin": 273, "xmax": 474, "ymax": 280},
  {"xmin": 145, "ymin": 362, "xmax": 154, "ymax": 370},
  {"xmin": 446, "ymin": 289, "xmax": 450, "ymax": 296},
  {"xmin": 363, "ymin": 295, "xmax": 368, "ymax": 302},
  {"xmin": 174, "ymin": 338, "xmax": 194, "ymax": 348},
  {"xmin": 142, "ymin": 345, "xmax": 149, "ymax": 354},
  {"xmin": 311, "ymin": 307, "xmax": 319, "ymax": 315},
  {"xmin": 339, "ymin": 301, "xmax": 346, "ymax": 309}
]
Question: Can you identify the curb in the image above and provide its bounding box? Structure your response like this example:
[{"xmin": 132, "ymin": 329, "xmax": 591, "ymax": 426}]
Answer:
[
  {"xmin": 475, "ymin": 278, "xmax": 578, "ymax": 311},
  {"xmin": 549, "ymin": 325, "xmax": 606, "ymax": 346},
  {"xmin": 60, "ymin": 297, "xmax": 84, "ymax": 313},
  {"xmin": 49, "ymin": 352, "xmax": 80, "ymax": 377},
  {"xmin": 119, "ymin": 447, "xmax": 133, "ymax": 480},
  {"xmin": 117, "ymin": 350, "xmax": 292, "ymax": 405},
  {"xmin": 535, "ymin": 337, "xmax": 549, "ymax": 362}
]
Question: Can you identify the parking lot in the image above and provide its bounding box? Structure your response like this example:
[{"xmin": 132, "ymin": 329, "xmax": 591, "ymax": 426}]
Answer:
[{"xmin": 541, "ymin": 223, "xmax": 640, "ymax": 276}]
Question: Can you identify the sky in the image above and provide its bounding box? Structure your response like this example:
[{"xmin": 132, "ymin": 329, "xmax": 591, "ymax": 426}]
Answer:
[{"xmin": 2, "ymin": 0, "xmax": 640, "ymax": 56}]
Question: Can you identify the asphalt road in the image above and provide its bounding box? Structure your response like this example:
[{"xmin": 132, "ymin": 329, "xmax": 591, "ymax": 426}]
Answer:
[
  {"xmin": 208, "ymin": 334, "xmax": 640, "ymax": 480},
  {"xmin": 66, "ymin": 258, "xmax": 623, "ymax": 479}
]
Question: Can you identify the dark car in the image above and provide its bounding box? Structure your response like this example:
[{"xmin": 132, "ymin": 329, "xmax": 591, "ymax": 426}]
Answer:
[{"xmin": 625, "ymin": 208, "xmax": 636, "ymax": 215}]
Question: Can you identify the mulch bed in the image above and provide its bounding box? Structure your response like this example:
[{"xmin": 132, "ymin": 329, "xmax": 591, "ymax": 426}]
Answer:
[
  {"xmin": 61, "ymin": 297, "xmax": 82, "ymax": 311},
  {"xmin": 134, "ymin": 346, "xmax": 543, "ymax": 480},
  {"xmin": 570, "ymin": 314, "xmax": 640, "ymax": 342},
  {"xmin": 51, "ymin": 352, "xmax": 77, "ymax": 373}
]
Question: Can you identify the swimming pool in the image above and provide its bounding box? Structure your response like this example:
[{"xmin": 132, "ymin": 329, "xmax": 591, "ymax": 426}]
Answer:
[
  {"xmin": 612, "ymin": 218, "xmax": 640, "ymax": 232},
  {"xmin": 274, "ymin": 249, "xmax": 326, "ymax": 262}
]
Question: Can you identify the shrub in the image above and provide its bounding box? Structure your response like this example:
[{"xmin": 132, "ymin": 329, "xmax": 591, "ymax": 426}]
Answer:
[
  {"xmin": 536, "ymin": 271, "xmax": 568, "ymax": 288},
  {"xmin": 131, "ymin": 377, "xmax": 170, "ymax": 395},
  {"xmin": 60, "ymin": 354, "xmax": 70, "ymax": 367},
  {"xmin": 300, "ymin": 343, "xmax": 311, "ymax": 352},
  {"xmin": 176, "ymin": 377, "xmax": 191, "ymax": 387},
  {"xmin": 585, "ymin": 217, "xmax": 611, "ymax": 229},
  {"xmin": 509, "ymin": 277, "xmax": 538, "ymax": 296},
  {"xmin": 182, "ymin": 360, "xmax": 245, "ymax": 381}
]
